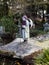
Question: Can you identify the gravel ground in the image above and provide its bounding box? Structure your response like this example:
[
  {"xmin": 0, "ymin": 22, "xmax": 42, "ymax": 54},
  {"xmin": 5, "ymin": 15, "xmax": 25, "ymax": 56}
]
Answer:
[
  {"xmin": 30, "ymin": 32, "xmax": 49, "ymax": 49},
  {"xmin": 34, "ymin": 40, "xmax": 49, "ymax": 49}
]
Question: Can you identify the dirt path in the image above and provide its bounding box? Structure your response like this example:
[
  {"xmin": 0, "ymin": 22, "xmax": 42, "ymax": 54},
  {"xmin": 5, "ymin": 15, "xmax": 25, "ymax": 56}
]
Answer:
[{"xmin": 30, "ymin": 38, "xmax": 49, "ymax": 49}]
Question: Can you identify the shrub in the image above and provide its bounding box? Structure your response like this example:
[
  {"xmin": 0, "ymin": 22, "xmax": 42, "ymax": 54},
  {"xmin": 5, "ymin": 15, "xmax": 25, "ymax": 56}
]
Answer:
[
  {"xmin": 30, "ymin": 29, "xmax": 46, "ymax": 37},
  {"xmin": 35, "ymin": 49, "xmax": 49, "ymax": 65},
  {"xmin": 0, "ymin": 16, "xmax": 18, "ymax": 34}
]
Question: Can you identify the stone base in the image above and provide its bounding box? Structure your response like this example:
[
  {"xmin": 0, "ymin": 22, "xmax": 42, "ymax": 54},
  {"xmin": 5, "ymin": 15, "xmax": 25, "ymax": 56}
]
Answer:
[{"xmin": 0, "ymin": 38, "xmax": 42, "ymax": 58}]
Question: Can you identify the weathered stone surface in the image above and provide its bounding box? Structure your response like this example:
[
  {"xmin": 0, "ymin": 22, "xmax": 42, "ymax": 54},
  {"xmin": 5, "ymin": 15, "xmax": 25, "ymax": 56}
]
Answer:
[{"xmin": 0, "ymin": 38, "xmax": 42, "ymax": 58}]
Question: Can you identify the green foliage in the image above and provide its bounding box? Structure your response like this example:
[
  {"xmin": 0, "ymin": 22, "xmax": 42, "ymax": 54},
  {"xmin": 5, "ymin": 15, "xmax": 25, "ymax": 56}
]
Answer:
[
  {"xmin": 0, "ymin": 5, "xmax": 3, "ymax": 17},
  {"xmin": 35, "ymin": 49, "xmax": 49, "ymax": 65},
  {"xmin": 0, "ymin": 16, "xmax": 18, "ymax": 33},
  {"xmin": 0, "ymin": 2, "xmax": 9, "ymax": 17},
  {"xmin": 30, "ymin": 29, "xmax": 46, "ymax": 37},
  {"xmin": 14, "ymin": 13, "xmax": 21, "ymax": 19}
]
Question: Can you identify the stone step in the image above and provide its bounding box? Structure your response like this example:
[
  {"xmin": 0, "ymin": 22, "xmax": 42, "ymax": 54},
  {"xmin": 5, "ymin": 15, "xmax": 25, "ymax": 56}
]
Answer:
[{"xmin": 0, "ymin": 38, "xmax": 42, "ymax": 59}]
